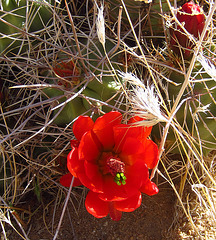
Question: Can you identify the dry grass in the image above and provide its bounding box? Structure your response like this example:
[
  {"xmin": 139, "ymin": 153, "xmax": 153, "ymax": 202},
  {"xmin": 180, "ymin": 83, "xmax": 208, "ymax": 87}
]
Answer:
[{"xmin": 0, "ymin": 0, "xmax": 215, "ymax": 239}]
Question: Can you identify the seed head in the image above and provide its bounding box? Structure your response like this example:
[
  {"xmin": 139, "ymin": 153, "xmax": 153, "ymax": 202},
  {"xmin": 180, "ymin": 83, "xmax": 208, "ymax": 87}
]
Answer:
[
  {"xmin": 119, "ymin": 72, "xmax": 166, "ymax": 126},
  {"xmin": 197, "ymin": 54, "xmax": 216, "ymax": 80},
  {"xmin": 96, "ymin": 4, "xmax": 105, "ymax": 46}
]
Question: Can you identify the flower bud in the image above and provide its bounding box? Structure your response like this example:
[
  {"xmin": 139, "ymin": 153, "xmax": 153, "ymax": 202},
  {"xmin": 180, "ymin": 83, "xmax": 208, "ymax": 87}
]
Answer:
[{"xmin": 169, "ymin": 1, "xmax": 206, "ymax": 59}]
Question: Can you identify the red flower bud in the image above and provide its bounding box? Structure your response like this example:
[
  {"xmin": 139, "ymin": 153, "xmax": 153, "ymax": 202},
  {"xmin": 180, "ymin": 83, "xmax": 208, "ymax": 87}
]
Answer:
[
  {"xmin": 53, "ymin": 60, "xmax": 81, "ymax": 88},
  {"xmin": 169, "ymin": 1, "xmax": 206, "ymax": 59}
]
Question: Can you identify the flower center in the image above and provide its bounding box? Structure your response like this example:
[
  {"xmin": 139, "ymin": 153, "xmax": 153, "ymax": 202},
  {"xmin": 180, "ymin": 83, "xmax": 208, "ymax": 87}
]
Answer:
[{"xmin": 106, "ymin": 157, "xmax": 126, "ymax": 186}]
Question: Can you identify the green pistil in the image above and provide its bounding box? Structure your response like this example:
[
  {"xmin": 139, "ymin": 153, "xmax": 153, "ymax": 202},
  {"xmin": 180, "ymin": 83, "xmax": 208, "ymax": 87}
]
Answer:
[{"xmin": 114, "ymin": 172, "xmax": 126, "ymax": 186}]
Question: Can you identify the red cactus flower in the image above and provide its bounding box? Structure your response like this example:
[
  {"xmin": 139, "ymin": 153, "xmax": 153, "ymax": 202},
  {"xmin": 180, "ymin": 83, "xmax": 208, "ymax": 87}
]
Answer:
[
  {"xmin": 60, "ymin": 111, "xmax": 159, "ymax": 221},
  {"xmin": 53, "ymin": 59, "xmax": 81, "ymax": 88},
  {"xmin": 169, "ymin": 1, "xmax": 206, "ymax": 59}
]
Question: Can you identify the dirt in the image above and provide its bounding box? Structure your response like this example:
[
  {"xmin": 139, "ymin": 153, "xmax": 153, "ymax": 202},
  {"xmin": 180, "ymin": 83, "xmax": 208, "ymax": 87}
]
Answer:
[{"xmin": 8, "ymin": 179, "xmax": 180, "ymax": 240}]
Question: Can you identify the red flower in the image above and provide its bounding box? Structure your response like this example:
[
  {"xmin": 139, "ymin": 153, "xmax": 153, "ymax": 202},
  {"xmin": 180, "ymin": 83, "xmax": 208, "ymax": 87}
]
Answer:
[
  {"xmin": 169, "ymin": 1, "xmax": 206, "ymax": 59},
  {"xmin": 53, "ymin": 59, "xmax": 81, "ymax": 88},
  {"xmin": 60, "ymin": 111, "xmax": 159, "ymax": 221}
]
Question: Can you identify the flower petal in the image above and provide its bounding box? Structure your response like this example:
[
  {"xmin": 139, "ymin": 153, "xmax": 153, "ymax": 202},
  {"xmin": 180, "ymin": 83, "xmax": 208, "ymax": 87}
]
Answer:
[
  {"xmin": 99, "ymin": 159, "xmax": 148, "ymax": 201},
  {"xmin": 115, "ymin": 192, "xmax": 142, "ymax": 212},
  {"xmin": 93, "ymin": 111, "xmax": 122, "ymax": 151},
  {"xmin": 143, "ymin": 139, "xmax": 159, "ymax": 169},
  {"xmin": 113, "ymin": 123, "xmax": 151, "ymax": 153},
  {"xmin": 67, "ymin": 148, "xmax": 80, "ymax": 178},
  {"xmin": 67, "ymin": 147, "xmax": 97, "ymax": 191},
  {"xmin": 120, "ymin": 137, "xmax": 146, "ymax": 165},
  {"xmin": 60, "ymin": 173, "xmax": 82, "ymax": 187},
  {"xmin": 77, "ymin": 170, "xmax": 100, "ymax": 192},
  {"xmin": 128, "ymin": 116, "xmax": 152, "ymax": 139},
  {"xmin": 70, "ymin": 140, "xmax": 79, "ymax": 148},
  {"xmin": 109, "ymin": 202, "xmax": 122, "ymax": 221},
  {"xmin": 84, "ymin": 161, "xmax": 104, "ymax": 193},
  {"xmin": 85, "ymin": 191, "xmax": 109, "ymax": 218},
  {"xmin": 98, "ymin": 175, "xmax": 128, "ymax": 201},
  {"xmin": 124, "ymin": 160, "xmax": 149, "ymax": 197},
  {"xmin": 73, "ymin": 116, "xmax": 94, "ymax": 141},
  {"xmin": 140, "ymin": 178, "xmax": 159, "ymax": 196},
  {"xmin": 78, "ymin": 131, "xmax": 101, "ymax": 163}
]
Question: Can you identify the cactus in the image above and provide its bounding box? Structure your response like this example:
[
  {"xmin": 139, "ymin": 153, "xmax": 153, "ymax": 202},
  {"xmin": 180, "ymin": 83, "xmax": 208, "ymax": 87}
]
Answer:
[
  {"xmin": 41, "ymin": 37, "xmax": 124, "ymax": 126},
  {"xmin": 163, "ymin": 56, "xmax": 216, "ymax": 155},
  {"xmin": 0, "ymin": 0, "xmax": 53, "ymax": 55},
  {"xmin": 42, "ymin": 87, "xmax": 87, "ymax": 126},
  {"xmin": 105, "ymin": 0, "xmax": 143, "ymax": 31},
  {"xmin": 148, "ymin": 0, "xmax": 174, "ymax": 37}
]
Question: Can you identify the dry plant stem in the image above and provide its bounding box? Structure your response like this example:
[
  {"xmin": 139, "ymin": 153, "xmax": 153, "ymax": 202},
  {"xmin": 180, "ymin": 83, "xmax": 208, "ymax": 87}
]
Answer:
[
  {"xmin": 11, "ymin": 105, "xmax": 63, "ymax": 148},
  {"xmin": 159, "ymin": 163, "xmax": 200, "ymax": 235},
  {"xmin": 0, "ymin": 95, "xmax": 63, "ymax": 119},
  {"xmin": 0, "ymin": 14, "xmax": 72, "ymax": 57},
  {"xmin": 53, "ymin": 176, "xmax": 75, "ymax": 240},
  {"xmin": 84, "ymin": 95, "xmax": 126, "ymax": 112},
  {"xmin": 51, "ymin": 81, "xmax": 89, "ymax": 111},
  {"xmin": 90, "ymin": 4, "xmax": 122, "ymax": 73},
  {"xmin": 85, "ymin": 6, "xmax": 123, "ymax": 78},
  {"xmin": 64, "ymin": 0, "xmax": 88, "ymax": 76},
  {"xmin": 150, "ymin": 1, "xmax": 216, "ymax": 180},
  {"xmin": 43, "ymin": 200, "xmax": 56, "ymax": 236},
  {"xmin": 192, "ymin": 184, "xmax": 216, "ymax": 219},
  {"xmin": 97, "ymin": 4, "xmax": 126, "ymax": 97},
  {"xmin": 0, "ymin": 197, "xmax": 30, "ymax": 240},
  {"xmin": 1, "ymin": 107, "xmax": 42, "ymax": 145},
  {"xmin": 109, "ymin": 6, "xmax": 123, "ymax": 55},
  {"xmin": 0, "ymin": 105, "xmax": 17, "ymax": 204},
  {"xmin": 120, "ymin": 0, "xmax": 168, "ymax": 112},
  {"xmin": 0, "ymin": 222, "xmax": 7, "ymax": 240}
]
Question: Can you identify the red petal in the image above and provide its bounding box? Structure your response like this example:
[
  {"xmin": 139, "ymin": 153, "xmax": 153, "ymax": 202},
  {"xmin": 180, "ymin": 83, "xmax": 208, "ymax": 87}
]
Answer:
[
  {"xmin": 128, "ymin": 116, "xmax": 152, "ymax": 139},
  {"xmin": 128, "ymin": 116, "xmax": 144, "ymax": 123},
  {"xmin": 60, "ymin": 173, "xmax": 82, "ymax": 187},
  {"xmin": 77, "ymin": 170, "xmax": 100, "ymax": 192},
  {"xmin": 98, "ymin": 175, "xmax": 128, "ymax": 201},
  {"xmin": 98, "ymin": 148, "xmax": 151, "ymax": 201},
  {"xmin": 120, "ymin": 137, "xmax": 145, "ymax": 165},
  {"xmin": 85, "ymin": 191, "xmax": 109, "ymax": 218},
  {"xmin": 124, "ymin": 160, "xmax": 149, "ymax": 197},
  {"xmin": 140, "ymin": 179, "xmax": 159, "ymax": 196},
  {"xmin": 113, "ymin": 123, "xmax": 151, "ymax": 153},
  {"xmin": 67, "ymin": 147, "xmax": 97, "ymax": 191},
  {"xmin": 70, "ymin": 139, "xmax": 79, "ymax": 148},
  {"xmin": 115, "ymin": 192, "xmax": 142, "ymax": 212},
  {"xmin": 128, "ymin": 116, "xmax": 152, "ymax": 138},
  {"xmin": 84, "ymin": 161, "xmax": 104, "ymax": 193},
  {"xmin": 143, "ymin": 139, "xmax": 159, "ymax": 169},
  {"xmin": 109, "ymin": 202, "xmax": 122, "ymax": 221},
  {"xmin": 78, "ymin": 131, "xmax": 101, "ymax": 163},
  {"xmin": 73, "ymin": 116, "xmax": 94, "ymax": 141},
  {"xmin": 99, "ymin": 160, "xmax": 149, "ymax": 201},
  {"xmin": 93, "ymin": 111, "xmax": 122, "ymax": 151},
  {"xmin": 67, "ymin": 148, "xmax": 80, "ymax": 178}
]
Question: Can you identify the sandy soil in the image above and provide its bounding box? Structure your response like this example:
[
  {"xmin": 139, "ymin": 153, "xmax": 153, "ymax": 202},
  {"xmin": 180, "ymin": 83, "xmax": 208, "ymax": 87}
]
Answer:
[{"xmin": 8, "ymin": 179, "xmax": 180, "ymax": 240}]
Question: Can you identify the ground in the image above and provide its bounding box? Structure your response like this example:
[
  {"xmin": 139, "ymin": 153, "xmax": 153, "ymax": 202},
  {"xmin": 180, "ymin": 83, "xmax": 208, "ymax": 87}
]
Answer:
[{"xmin": 7, "ymin": 179, "xmax": 180, "ymax": 240}]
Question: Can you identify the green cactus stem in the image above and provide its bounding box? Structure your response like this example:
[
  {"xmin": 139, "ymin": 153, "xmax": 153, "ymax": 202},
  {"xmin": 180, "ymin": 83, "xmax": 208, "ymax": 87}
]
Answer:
[
  {"xmin": 42, "ymin": 87, "xmax": 88, "ymax": 126},
  {"xmin": 163, "ymin": 60, "xmax": 216, "ymax": 156},
  {"xmin": 0, "ymin": 0, "xmax": 54, "ymax": 55}
]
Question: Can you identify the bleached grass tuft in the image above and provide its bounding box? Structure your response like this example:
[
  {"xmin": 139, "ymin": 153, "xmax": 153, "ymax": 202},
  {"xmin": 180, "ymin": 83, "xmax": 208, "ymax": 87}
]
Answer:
[
  {"xmin": 197, "ymin": 54, "xmax": 216, "ymax": 80},
  {"xmin": 119, "ymin": 71, "xmax": 167, "ymax": 126},
  {"xmin": 96, "ymin": 4, "xmax": 105, "ymax": 46}
]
